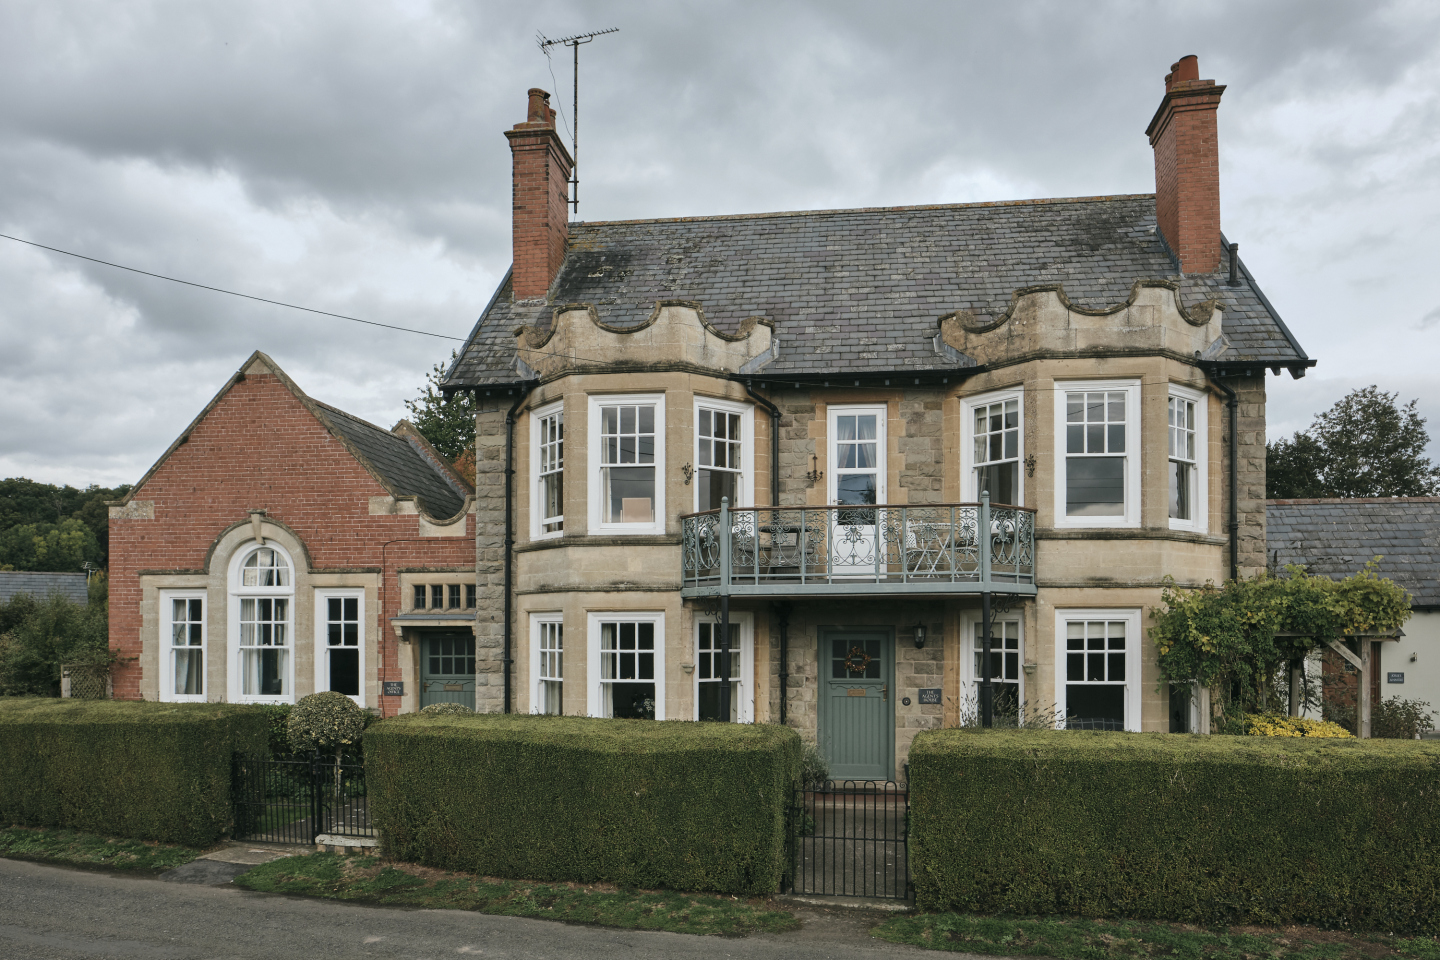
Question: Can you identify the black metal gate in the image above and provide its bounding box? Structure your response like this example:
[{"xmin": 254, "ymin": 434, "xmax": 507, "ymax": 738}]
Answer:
[
  {"xmin": 787, "ymin": 780, "xmax": 909, "ymax": 899},
  {"xmin": 232, "ymin": 755, "xmax": 374, "ymax": 845}
]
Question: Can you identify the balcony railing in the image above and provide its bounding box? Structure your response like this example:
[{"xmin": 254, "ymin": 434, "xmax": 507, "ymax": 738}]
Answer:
[{"xmin": 681, "ymin": 493, "xmax": 1036, "ymax": 598}]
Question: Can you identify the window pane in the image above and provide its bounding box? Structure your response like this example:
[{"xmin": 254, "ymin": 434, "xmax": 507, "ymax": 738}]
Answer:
[
  {"xmin": 449, "ymin": 585, "xmax": 461, "ymax": 609},
  {"xmin": 414, "ymin": 585, "xmax": 426, "ymax": 609},
  {"xmin": 174, "ymin": 649, "xmax": 203, "ymax": 696},
  {"xmin": 605, "ymin": 467, "xmax": 655, "ymax": 522},
  {"xmin": 1066, "ymin": 685, "xmax": 1124, "ymax": 730},
  {"xmin": 837, "ymin": 415, "xmax": 856, "ymax": 442},
  {"xmin": 329, "ymin": 649, "xmax": 360, "ymax": 696},
  {"xmin": 431, "ymin": 585, "xmax": 444, "ymax": 609},
  {"xmin": 1066, "ymin": 457, "xmax": 1124, "ymax": 516},
  {"xmin": 857, "ymin": 415, "xmax": 876, "ymax": 441},
  {"xmin": 1067, "ymin": 397, "xmax": 1083, "ymax": 422},
  {"xmin": 1170, "ymin": 460, "xmax": 1192, "ymax": 520},
  {"xmin": 466, "ymin": 585, "xmax": 476, "ymax": 608},
  {"xmin": 638, "ymin": 406, "xmax": 654, "ymax": 434},
  {"xmin": 1067, "ymin": 425, "xmax": 1083, "ymax": 453},
  {"xmin": 976, "ymin": 462, "xmax": 1017, "ymax": 504},
  {"xmin": 836, "ymin": 473, "xmax": 876, "ymax": 506},
  {"xmin": 1108, "ymin": 424, "xmax": 1126, "ymax": 453},
  {"xmin": 699, "ymin": 468, "xmax": 738, "ymax": 511}
]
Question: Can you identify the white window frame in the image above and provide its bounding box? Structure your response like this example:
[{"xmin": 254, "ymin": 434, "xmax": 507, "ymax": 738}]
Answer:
[
  {"xmin": 826, "ymin": 404, "xmax": 888, "ymax": 506},
  {"xmin": 692, "ymin": 396, "xmax": 754, "ymax": 512},
  {"xmin": 961, "ymin": 389, "xmax": 1024, "ymax": 505},
  {"xmin": 530, "ymin": 399, "xmax": 565, "ymax": 541},
  {"xmin": 226, "ymin": 541, "xmax": 296, "ymax": 705},
  {"xmin": 586, "ymin": 611, "xmax": 666, "ymax": 720},
  {"xmin": 529, "ymin": 612, "xmax": 564, "ymax": 715},
  {"xmin": 692, "ymin": 611, "xmax": 755, "ymax": 723},
  {"xmin": 960, "ymin": 611, "xmax": 1024, "ymax": 705},
  {"xmin": 587, "ymin": 393, "xmax": 666, "ymax": 535},
  {"xmin": 1167, "ymin": 384, "xmax": 1208, "ymax": 532},
  {"xmin": 1053, "ymin": 380, "xmax": 1142, "ymax": 528},
  {"xmin": 1053, "ymin": 608, "xmax": 1143, "ymax": 732},
  {"xmin": 314, "ymin": 588, "xmax": 365, "ymax": 707},
  {"xmin": 160, "ymin": 590, "xmax": 207, "ymax": 703}
]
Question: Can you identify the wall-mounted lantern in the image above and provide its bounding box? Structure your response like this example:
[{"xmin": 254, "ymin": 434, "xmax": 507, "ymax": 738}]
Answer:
[{"xmin": 912, "ymin": 622, "xmax": 927, "ymax": 649}]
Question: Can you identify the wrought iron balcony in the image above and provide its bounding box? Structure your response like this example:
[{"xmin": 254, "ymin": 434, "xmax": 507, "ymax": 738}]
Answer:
[{"xmin": 680, "ymin": 493, "xmax": 1036, "ymax": 598}]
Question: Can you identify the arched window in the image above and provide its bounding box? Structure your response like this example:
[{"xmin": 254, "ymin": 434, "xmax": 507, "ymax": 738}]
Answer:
[{"xmin": 230, "ymin": 543, "xmax": 294, "ymax": 703}]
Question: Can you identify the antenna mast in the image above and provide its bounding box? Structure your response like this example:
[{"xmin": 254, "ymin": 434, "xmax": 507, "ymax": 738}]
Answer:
[{"xmin": 537, "ymin": 27, "xmax": 618, "ymax": 215}]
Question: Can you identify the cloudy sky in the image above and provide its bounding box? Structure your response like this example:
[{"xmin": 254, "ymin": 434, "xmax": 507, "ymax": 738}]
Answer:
[{"xmin": 2, "ymin": 0, "xmax": 1438, "ymax": 488}]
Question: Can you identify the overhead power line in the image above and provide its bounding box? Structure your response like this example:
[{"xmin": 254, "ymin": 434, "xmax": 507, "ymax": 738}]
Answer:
[{"xmin": 0, "ymin": 231, "xmax": 467, "ymax": 342}]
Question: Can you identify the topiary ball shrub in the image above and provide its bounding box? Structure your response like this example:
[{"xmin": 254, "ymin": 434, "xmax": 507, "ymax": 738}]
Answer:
[
  {"xmin": 287, "ymin": 691, "xmax": 366, "ymax": 758},
  {"xmin": 420, "ymin": 702, "xmax": 474, "ymax": 716}
]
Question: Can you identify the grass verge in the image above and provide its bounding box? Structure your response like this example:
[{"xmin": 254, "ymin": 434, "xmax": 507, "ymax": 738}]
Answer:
[
  {"xmin": 0, "ymin": 825, "xmax": 205, "ymax": 873},
  {"xmin": 234, "ymin": 852, "xmax": 798, "ymax": 937},
  {"xmin": 873, "ymin": 913, "xmax": 1440, "ymax": 960}
]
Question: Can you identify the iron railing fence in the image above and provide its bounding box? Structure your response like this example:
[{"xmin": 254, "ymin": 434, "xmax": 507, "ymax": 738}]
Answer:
[
  {"xmin": 681, "ymin": 494, "xmax": 1035, "ymax": 598},
  {"xmin": 787, "ymin": 780, "xmax": 910, "ymax": 900},
  {"xmin": 232, "ymin": 754, "xmax": 373, "ymax": 845}
]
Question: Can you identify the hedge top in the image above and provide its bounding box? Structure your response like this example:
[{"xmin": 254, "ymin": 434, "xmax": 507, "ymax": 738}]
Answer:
[
  {"xmin": 369, "ymin": 714, "xmax": 800, "ymax": 755},
  {"xmin": 0, "ymin": 698, "xmax": 266, "ymax": 726},
  {"xmin": 910, "ymin": 727, "xmax": 1440, "ymax": 771}
]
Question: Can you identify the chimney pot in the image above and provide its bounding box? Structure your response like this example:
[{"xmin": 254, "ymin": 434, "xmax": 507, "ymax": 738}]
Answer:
[
  {"xmin": 1146, "ymin": 56, "xmax": 1226, "ymax": 274},
  {"xmin": 526, "ymin": 88, "xmax": 551, "ymax": 126}
]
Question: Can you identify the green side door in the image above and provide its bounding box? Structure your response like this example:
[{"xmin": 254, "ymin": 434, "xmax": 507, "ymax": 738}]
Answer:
[
  {"xmin": 819, "ymin": 629, "xmax": 895, "ymax": 781},
  {"xmin": 420, "ymin": 632, "xmax": 476, "ymax": 710}
]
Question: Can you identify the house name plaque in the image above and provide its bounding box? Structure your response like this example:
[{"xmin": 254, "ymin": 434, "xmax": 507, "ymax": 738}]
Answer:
[
  {"xmin": 1387, "ymin": 672, "xmax": 1405, "ymax": 684},
  {"xmin": 383, "ymin": 681, "xmax": 404, "ymax": 696},
  {"xmin": 918, "ymin": 688, "xmax": 942, "ymax": 705}
]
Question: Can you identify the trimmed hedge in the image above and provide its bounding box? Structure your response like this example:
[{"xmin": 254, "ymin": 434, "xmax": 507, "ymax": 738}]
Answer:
[
  {"xmin": 909, "ymin": 729, "xmax": 1440, "ymax": 933},
  {"xmin": 0, "ymin": 698, "xmax": 269, "ymax": 846},
  {"xmin": 367, "ymin": 715, "xmax": 801, "ymax": 894}
]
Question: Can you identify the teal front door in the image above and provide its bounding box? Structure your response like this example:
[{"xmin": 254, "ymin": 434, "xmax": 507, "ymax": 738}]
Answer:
[
  {"xmin": 420, "ymin": 632, "xmax": 476, "ymax": 710},
  {"xmin": 819, "ymin": 629, "xmax": 895, "ymax": 781}
]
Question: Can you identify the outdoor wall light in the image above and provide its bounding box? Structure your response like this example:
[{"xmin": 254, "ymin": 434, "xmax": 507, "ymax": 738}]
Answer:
[{"xmin": 912, "ymin": 623, "xmax": 927, "ymax": 649}]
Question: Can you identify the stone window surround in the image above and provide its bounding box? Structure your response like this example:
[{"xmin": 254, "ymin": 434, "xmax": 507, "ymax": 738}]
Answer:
[
  {"xmin": 587, "ymin": 392, "xmax": 667, "ymax": 536},
  {"xmin": 1167, "ymin": 382, "xmax": 1208, "ymax": 533},
  {"xmin": 960, "ymin": 388, "xmax": 1025, "ymax": 505},
  {"xmin": 159, "ymin": 589, "xmax": 207, "ymax": 704},
  {"xmin": 1053, "ymin": 607, "xmax": 1144, "ymax": 732},
  {"xmin": 227, "ymin": 540, "xmax": 296, "ymax": 706},
  {"xmin": 1052, "ymin": 379, "xmax": 1143, "ymax": 529},
  {"xmin": 315, "ymin": 588, "xmax": 365, "ymax": 708},
  {"xmin": 400, "ymin": 571, "xmax": 478, "ymax": 614}
]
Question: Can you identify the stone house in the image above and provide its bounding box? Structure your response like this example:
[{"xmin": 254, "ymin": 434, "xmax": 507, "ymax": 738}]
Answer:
[
  {"xmin": 439, "ymin": 56, "xmax": 1313, "ymax": 779},
  {"xmin": 107, "ymin": 352, "xmax": 479, "ymax": 715}
]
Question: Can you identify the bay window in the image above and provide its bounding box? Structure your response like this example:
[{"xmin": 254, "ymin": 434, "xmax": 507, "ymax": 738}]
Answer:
[
  {"xmin": 695, "ymin": 400, "xmax": 749, "ymax": 511},
  {"xmin": 1168, "ymin": 386, "xmax": 1207, "ymax": 531},
  {"xmin": 1055, "ymin": 609, "xmax": 1142, "ymax": 732},
  {"xmin": 532, "ymin": 401, "xmax": 564, "ymax": 538},
  {"xmin": 962, "ymin": 391, "xmax": 1022, "ymax": 504},
  {"xmin": 588, "ymin": 395, "xmax": 665, "ymax": 534},
  {"xmin": 1054, "ymin": 381, "xmax": 1140, "ymax": 527},
  {"xmin": 587, "ymin": 612, "xmax": 665, "ymax": 719}
]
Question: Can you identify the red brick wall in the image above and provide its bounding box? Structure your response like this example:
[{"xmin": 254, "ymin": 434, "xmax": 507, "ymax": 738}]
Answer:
[
  {"xmin": 1148, "ymin": 72, "xmax": 1225, "ymax": 275},
  {"xmin": 108, "ymin": 372, "xmax": 473, "ymax": 715},
  {"xmin": 505, "ymin": 90, "xmax": 574, "ymax": 301}
]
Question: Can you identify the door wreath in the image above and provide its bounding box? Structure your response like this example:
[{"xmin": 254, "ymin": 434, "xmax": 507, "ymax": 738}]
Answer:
[{"xmin": 843, "ymin": 646, "xmax": 872, "ymax": 675}]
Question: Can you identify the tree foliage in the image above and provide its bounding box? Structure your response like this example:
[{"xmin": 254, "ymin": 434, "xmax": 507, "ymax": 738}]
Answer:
[
  {"xmin": 0, "ymin": 519, "xmax": 103, "ymax": 572},
  {"xmin": 1151, "ymin": 563, "xmax": 1411, "ymax": 713},
  {"xmin": 403, "ymin": 352, "xmax": 476, "ymax": 463},
  {"xmin": 0, "ymin": 575, "xmax": 110, "ymax": 696},
  {"xmin": 0, "ymin": 478, "xmax": 130, "ymax": 568},
  {"xmin": 1267, "ymin": 386, "xmax": 1440, "ymax": 498}
]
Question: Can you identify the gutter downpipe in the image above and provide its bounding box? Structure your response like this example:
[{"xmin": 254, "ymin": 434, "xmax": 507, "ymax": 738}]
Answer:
[
  {"xmin": 503, "ymin": 383, "xmax": 535, "ymax": 714},
  {"xmin": 743, "ymin": 380, "xmax": 786, "ymax": 723},
  {"xmin": 1204, "ymin": 368, "xmax": 1240, "ymax": 582}
]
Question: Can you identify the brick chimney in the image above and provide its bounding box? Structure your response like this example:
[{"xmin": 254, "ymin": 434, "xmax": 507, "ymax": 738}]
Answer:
[
  {"xmin": 1145, "ymin": 55, "xmax": 1226, "ymax": 275},
  {"xmin": 505, "ymin": 88, "xmax": 574, "ymax": 300}
]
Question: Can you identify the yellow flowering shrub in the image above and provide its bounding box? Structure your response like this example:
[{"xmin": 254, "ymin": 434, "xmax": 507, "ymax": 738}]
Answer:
[{"xmin": 1245, "ymin": 713, "xmax": 1353, "ymax": 738}]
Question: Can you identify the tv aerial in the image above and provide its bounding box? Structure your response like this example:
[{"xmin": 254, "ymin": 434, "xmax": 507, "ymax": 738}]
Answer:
[{"xmin": 537, "ymin": 27, "xmax": 619, "ymax": 215}]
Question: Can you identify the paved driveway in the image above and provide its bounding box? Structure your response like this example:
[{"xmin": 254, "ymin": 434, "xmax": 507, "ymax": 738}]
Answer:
[{"xmin": 0, "ymin": 858, "xmax": 934, "ymax": 960}]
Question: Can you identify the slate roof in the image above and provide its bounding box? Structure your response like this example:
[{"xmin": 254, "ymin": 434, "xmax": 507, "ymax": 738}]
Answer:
[
  {"xmin": 445, "ymin": 195, "xmax": 1309, "ymax": 386},
  {"xmin": 1267, "ymin": 499, "xmax": 1440, "ymax": 609},
  {"xmin": 0, "ymin": 571, "xmax": 88, "ymax": 605},
  {"xmin": 313, "ymin": 402, "xmax": 469, "ymax": 520}
]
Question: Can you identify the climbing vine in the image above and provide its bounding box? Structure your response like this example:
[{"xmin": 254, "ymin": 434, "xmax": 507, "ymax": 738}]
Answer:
[{"xmin": 1151, "ymin": 562, "xmax": 1411, "ymax": 714}]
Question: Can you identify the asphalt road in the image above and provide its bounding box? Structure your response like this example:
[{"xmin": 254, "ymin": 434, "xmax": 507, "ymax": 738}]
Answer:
[{"xmin": 0, "ymin": 858, "xmax": 931, "ymax": 960}]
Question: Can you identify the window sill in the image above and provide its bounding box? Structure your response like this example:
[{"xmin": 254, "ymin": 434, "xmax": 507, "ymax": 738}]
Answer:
[{"xmin": 516, "ymin": 534, "xmax": 682, "ymax": 553}]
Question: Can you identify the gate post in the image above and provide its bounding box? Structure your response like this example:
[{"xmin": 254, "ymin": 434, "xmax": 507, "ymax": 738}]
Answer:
[{"xmin": 310, "ymin": 751, "xmax": 325, "ymax": 844}]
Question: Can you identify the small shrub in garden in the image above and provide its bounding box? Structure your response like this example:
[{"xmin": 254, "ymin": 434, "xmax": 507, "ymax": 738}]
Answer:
[
  {"xmin": 287, "ymin": 692, "xmax": 365, "ymax": 761},
  {"xmin": 1245, "ymin": 713, "xmax": 1353, "ymax": 738},
  {"xmin": 420, "ymin": 702, "xmax": 473, "ymax": 716},
  {"xmin": 1372, "ymin": 697, "xmax": 1436, "ymax": 739}
]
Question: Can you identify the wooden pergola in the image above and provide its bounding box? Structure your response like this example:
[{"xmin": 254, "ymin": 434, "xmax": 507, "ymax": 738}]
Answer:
[{"xmin": 1276, "ymin": 629, "xmax": 1406, "ymax": 738}]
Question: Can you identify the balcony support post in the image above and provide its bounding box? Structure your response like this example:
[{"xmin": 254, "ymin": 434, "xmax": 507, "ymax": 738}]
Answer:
[
  {"xmin": 982, "ymin": 589, "xmax": 994, "ymax": 729},
  {"xmin": 719, "ymin": 497, "xmax": 732, "ymax": 723}
]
